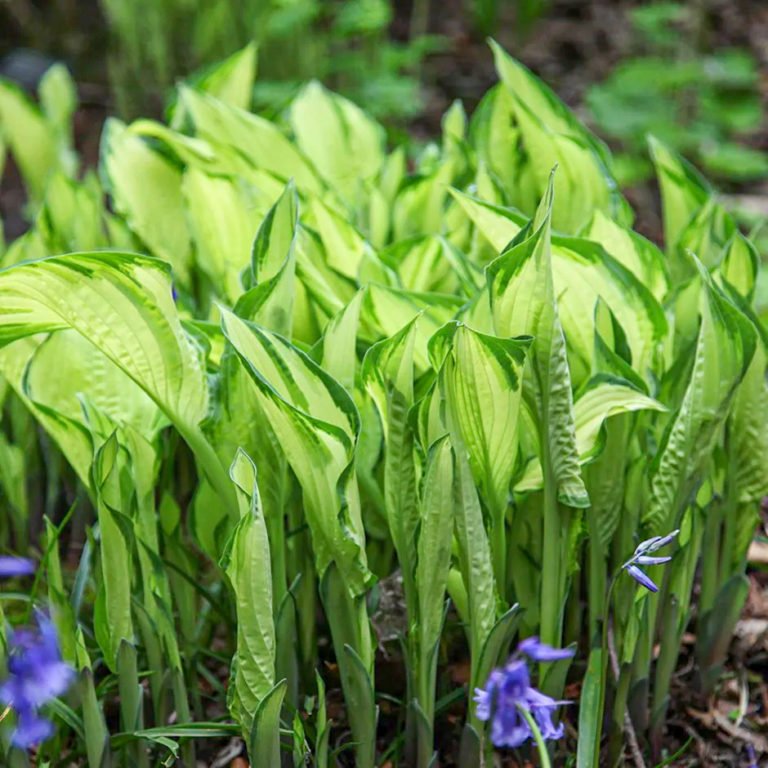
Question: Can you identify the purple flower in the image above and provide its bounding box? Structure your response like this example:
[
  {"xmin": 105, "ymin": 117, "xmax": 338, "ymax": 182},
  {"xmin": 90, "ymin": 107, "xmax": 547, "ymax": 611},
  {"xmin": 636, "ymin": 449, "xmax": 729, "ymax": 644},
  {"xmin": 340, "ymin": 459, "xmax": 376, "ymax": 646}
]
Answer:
[
  {"xmin": 474, "ymin": 639, "xmax": 574, "ymax": 748},
  {"xmin": 621, "ymin": 529, "xmax": 679, "ymax": 593},
  {"xmin": 518, "ymin": 636, "xmax": 575, "ymax": 662},
  {"xmin": 0, "ymin": 612, "xmax": 74, "ymax": 749},
  {"xmin": 0, "ymin": 557, "xmax": 35, "ymax": 578}
]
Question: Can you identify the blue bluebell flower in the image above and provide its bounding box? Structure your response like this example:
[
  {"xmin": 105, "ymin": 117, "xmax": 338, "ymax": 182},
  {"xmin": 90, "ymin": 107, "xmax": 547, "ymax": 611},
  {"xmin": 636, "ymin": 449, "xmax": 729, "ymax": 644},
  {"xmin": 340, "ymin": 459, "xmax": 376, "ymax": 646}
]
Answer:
[
  {"xmin": 0, "ymin": 557, "xmax": 35, "ymax": 579},
  {"xmin": 517, "ymin": 636, "xmax": 575, "ymax": 662},
  {"xmin": 621, "ymin": 529, "xmax": 679, "ymax": 593},
  {"xmin": 474, "ymin": 638, "xmax": 574, "ymax": 748},
  {"xmin": 0, "ymin": 611, "xmax": 74, "ymax": 749}
]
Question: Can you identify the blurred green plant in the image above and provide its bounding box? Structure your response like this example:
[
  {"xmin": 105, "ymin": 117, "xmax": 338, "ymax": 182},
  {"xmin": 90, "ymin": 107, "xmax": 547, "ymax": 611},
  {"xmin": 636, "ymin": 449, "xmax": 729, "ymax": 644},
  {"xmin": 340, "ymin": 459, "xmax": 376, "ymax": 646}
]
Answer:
[
  {"xmin": 587, "ymin": 1, "xmax": 768, "ymax": 186},
  {"xmin": 99, "ymin": 0, "xmax": 444, "ymax": 121}
]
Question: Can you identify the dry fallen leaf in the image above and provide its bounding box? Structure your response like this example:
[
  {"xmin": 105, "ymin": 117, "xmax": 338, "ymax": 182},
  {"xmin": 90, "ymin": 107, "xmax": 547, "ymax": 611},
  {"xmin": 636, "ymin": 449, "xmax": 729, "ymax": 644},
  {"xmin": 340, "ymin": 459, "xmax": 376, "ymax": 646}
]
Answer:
[
  {"xmin": 748, "ymin": 541, "xmax": 768, "ymax": 564},
  {"xmin": 733, "ymin": 618, "xmax": 768, "ymax": 656},
  {"xmin": 688, "ymin": 706, "xmax": 768, "ymax": 754}
]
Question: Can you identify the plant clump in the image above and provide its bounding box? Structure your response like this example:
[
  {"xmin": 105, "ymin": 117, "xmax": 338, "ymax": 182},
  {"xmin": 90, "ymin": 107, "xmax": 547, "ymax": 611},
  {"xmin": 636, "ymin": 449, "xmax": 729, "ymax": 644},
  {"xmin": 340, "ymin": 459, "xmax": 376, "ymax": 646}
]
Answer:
[{"xmin": 0, "ymin": 39, "xmax": 766, "ymax": 767}]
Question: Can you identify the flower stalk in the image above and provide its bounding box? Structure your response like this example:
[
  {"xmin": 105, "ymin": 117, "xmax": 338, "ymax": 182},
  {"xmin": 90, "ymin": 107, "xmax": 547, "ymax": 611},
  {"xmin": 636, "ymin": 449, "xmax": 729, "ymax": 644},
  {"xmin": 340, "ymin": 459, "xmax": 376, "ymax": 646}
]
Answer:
[{"xmin": 590, "ymin": 529, "xmax": 679, "ymax": 766}]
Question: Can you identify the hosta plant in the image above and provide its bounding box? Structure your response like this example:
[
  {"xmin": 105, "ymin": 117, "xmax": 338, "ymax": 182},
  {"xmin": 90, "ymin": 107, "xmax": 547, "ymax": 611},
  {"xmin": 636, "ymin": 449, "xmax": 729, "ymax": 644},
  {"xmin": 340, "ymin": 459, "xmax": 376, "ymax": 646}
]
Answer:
[{"xmin": 0, "ymin": 39, "xmax": 766, "ymax": 767}]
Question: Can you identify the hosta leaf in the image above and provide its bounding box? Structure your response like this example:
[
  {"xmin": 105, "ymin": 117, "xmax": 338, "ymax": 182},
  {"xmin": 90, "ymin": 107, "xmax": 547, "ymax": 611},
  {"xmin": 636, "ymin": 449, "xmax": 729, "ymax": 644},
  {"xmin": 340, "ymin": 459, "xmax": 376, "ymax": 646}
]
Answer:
[
  {"xmin": 490, "ymin": 40, "xmax": 627, "ymax": 231},
  {"xmin": 39, "ymin": 63, "xmax": 77, "ymax": 146},
  {"xmin": 644, "ymin": 261, "xmax": 757, "ymax": 529},
  {"xmin": 293, "ymin": 225, "xmax": 357, "ymax": 326},
  {"xmin": 190, "ymin": 480, "xmax": 233, "ymax": 559},
  {"xmin": 718, "ymin": 240, "xmax": 767, "ymax": 506},
  {"xmin": 416, "ymin": 380, "xmax": 449, "ymax": 453},
  {"xmin": 392, "ymin": 158, "xmax": 463, "ymax": 241},
  {"xmin": 237, "ymin": 181, "xmax": 299, "ymax": 339},
  {"xmin": 91, "ymin": 432, "xmax": 135, "ymax": 669},
  {"xmin": 305, "ymin": 197, "xmax": 391, "ymax": 285},
  {"xmin": 0, "ymin": 77, "xmax": 61, "ymax": 201},
  {"xmin": 474, "ymin": 159, "xmax": 508, "ymax": 206},
  {"xmin": 322, "ymin": 291, "xmax": 364, "ymax": 390},
  {"xmin": 290, "ymin": 81, "xmax": 385, "ymax": 205},
  {"xmin": 677, "ymin": 197, "xmax": 737, "ymax": 271},
  {"xmin": 431, "ymin": 320, "xmax": 530, "ymax": 590},
  {"xmin": 474, "ymin": 604, "xmax": 523, "ymax": 710},
  {"xmin": 11, "ymin": 329, "xmax": 167, "ymax": 501},
  {"xmin": 101, "ymin": 119, "xmax": 192, "ymax": 283},
  {"xmin": 0, "ymin": 432, "xmax": 28, "ymax": 530},
  {"xmin": 572, "ymin": 378, "xmax": 666, "ymax": 463},
  {"xmin": 581, "ymin": 209, "xmax": 668, "ymax": 301},
  {"xmin": 381, "ymin": 235, "xmax": 478, "ymax": 295},
  {"xmin": 452, "ymin": 444, "xmax": 496, "ymax": 663},
  {"xmin": 220, "ymin": 308, "xmax": 371, "ymax": 595},
  {"xmin": 249, "ymin": 181, "xmax": 299, "ymax": 285},
  {"xmin": 362, "ymin": 317, "xmax": 420, "ymax": 607},
  {"xmin": 44, "ymin": 517, "xmax": 79, "ymax": 664},
  {"xmin": 0, "ymin": 335, "xmax": 94, "ymax": 487},
  {"xmin": 178, "ymin": 86, "xmax": 323, "ymax": 194},
  {"xmin": 184, "ymin": 41, "xmax": 257, "ymax": 112},
  {"xmin": 125, "ymin": 119, "xmax": 221, "ymax": 170},
  {"xmin": 429, "ymin": 321, "xmax": 530, "ymax": 521},
  {"xmin": 489, "ymin": 40, "xmax": 607, "ymax": 156},
  {"xmin": 38, "ymin": 172, "xmax": 107, "ymax": 253},
  {"xmin": 26, "ymin": 330, "xmax": 166, "ymax": 439},
  {"xmin": 247, "ymin": 679, "xmax": 287, "ymax": 768},
  {"xmin": 0, "ymin": 251, "xmax": 236, "ymax": 512},
  {"xmin": 78, "ymin": 404, "xmax": 168, "ymax": 630},
  {"xmin": 584, "ymin": 415, "xmax": 632, "ymax": 550},
  {"xmin": 0, "ymin": 232, "xmax": 47, "ymax": 273},
  {"xmin": 517, "ymin": 377, "xmax": 665, "ymax": 493},
  {"xmin": 457, "ymin": 191, "xmax": 666, "ymax": 385},
  {"xmin": 719, "ymin": 232, "xmax": 759, "ymax": 301},
  {"xmin": 222, "ymin": 450, "xmax": 275, "ymax": 737},
  {"xmin": 488, "ymin": 180, "xmax": 588, "ymax": 508},
  {"xmin": 360, "ymin": 284, "xmax": 463, "ymax": 370},
  {"xmin": 0, "ymin": 253, "xmax": 205, "ymax": 426},
  {"xmin": 417, "ymin": 436, "xmax": 455, "ymax": 669},
  {"xmin": 356, "ymin": 395, "xmax": 388, "ymax": 539},
  {"xmin": 524, "ymin": 130, "xmax": 617, "ymax": 233},
  {"xmin": 546, "ymin": 236, "xmax": 666, "ymax": 387},
  {"xmin": 182, "ymin": 169, "xmax": 263, "ymax": 301},
  {"xmin": 363, "ymin": 318, "xmax": 418, "ymax": 439},
  {"xmin": 319, "ymin": 564, "xmax": 376, "ymax": 767},
  {"xmin": 488, "ymin": 178, "xmax": 588, "ymax": 656},
  {"xmin": 729, "ymin": 339, "xmax": 768, "ymax": 503},
  {"xmin": 576, "ymin": 647, "xmax": 603, "ymax": 768},
  {"xmin": 449, "ymin": 190, "xmax": 525, "ymax": 255},
  {"xmin": 648, "ymin": 135, "xmax": 711, "ymax": 253},
  {"xmin": 469, "ymin": 85, "xmax": 525, "ymax": 205}
]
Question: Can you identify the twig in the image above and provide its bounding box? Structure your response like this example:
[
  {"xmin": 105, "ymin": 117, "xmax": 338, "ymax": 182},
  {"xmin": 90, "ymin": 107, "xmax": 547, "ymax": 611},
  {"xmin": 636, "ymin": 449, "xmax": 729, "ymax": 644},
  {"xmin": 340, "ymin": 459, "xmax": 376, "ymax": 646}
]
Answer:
[
  {"xmin": 711, "ymin": 712, "xmax": 768, "ymax": 753},
  {"xmin": 624, "ymin": 711, "xmax": 648, "ymax": 768}
]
